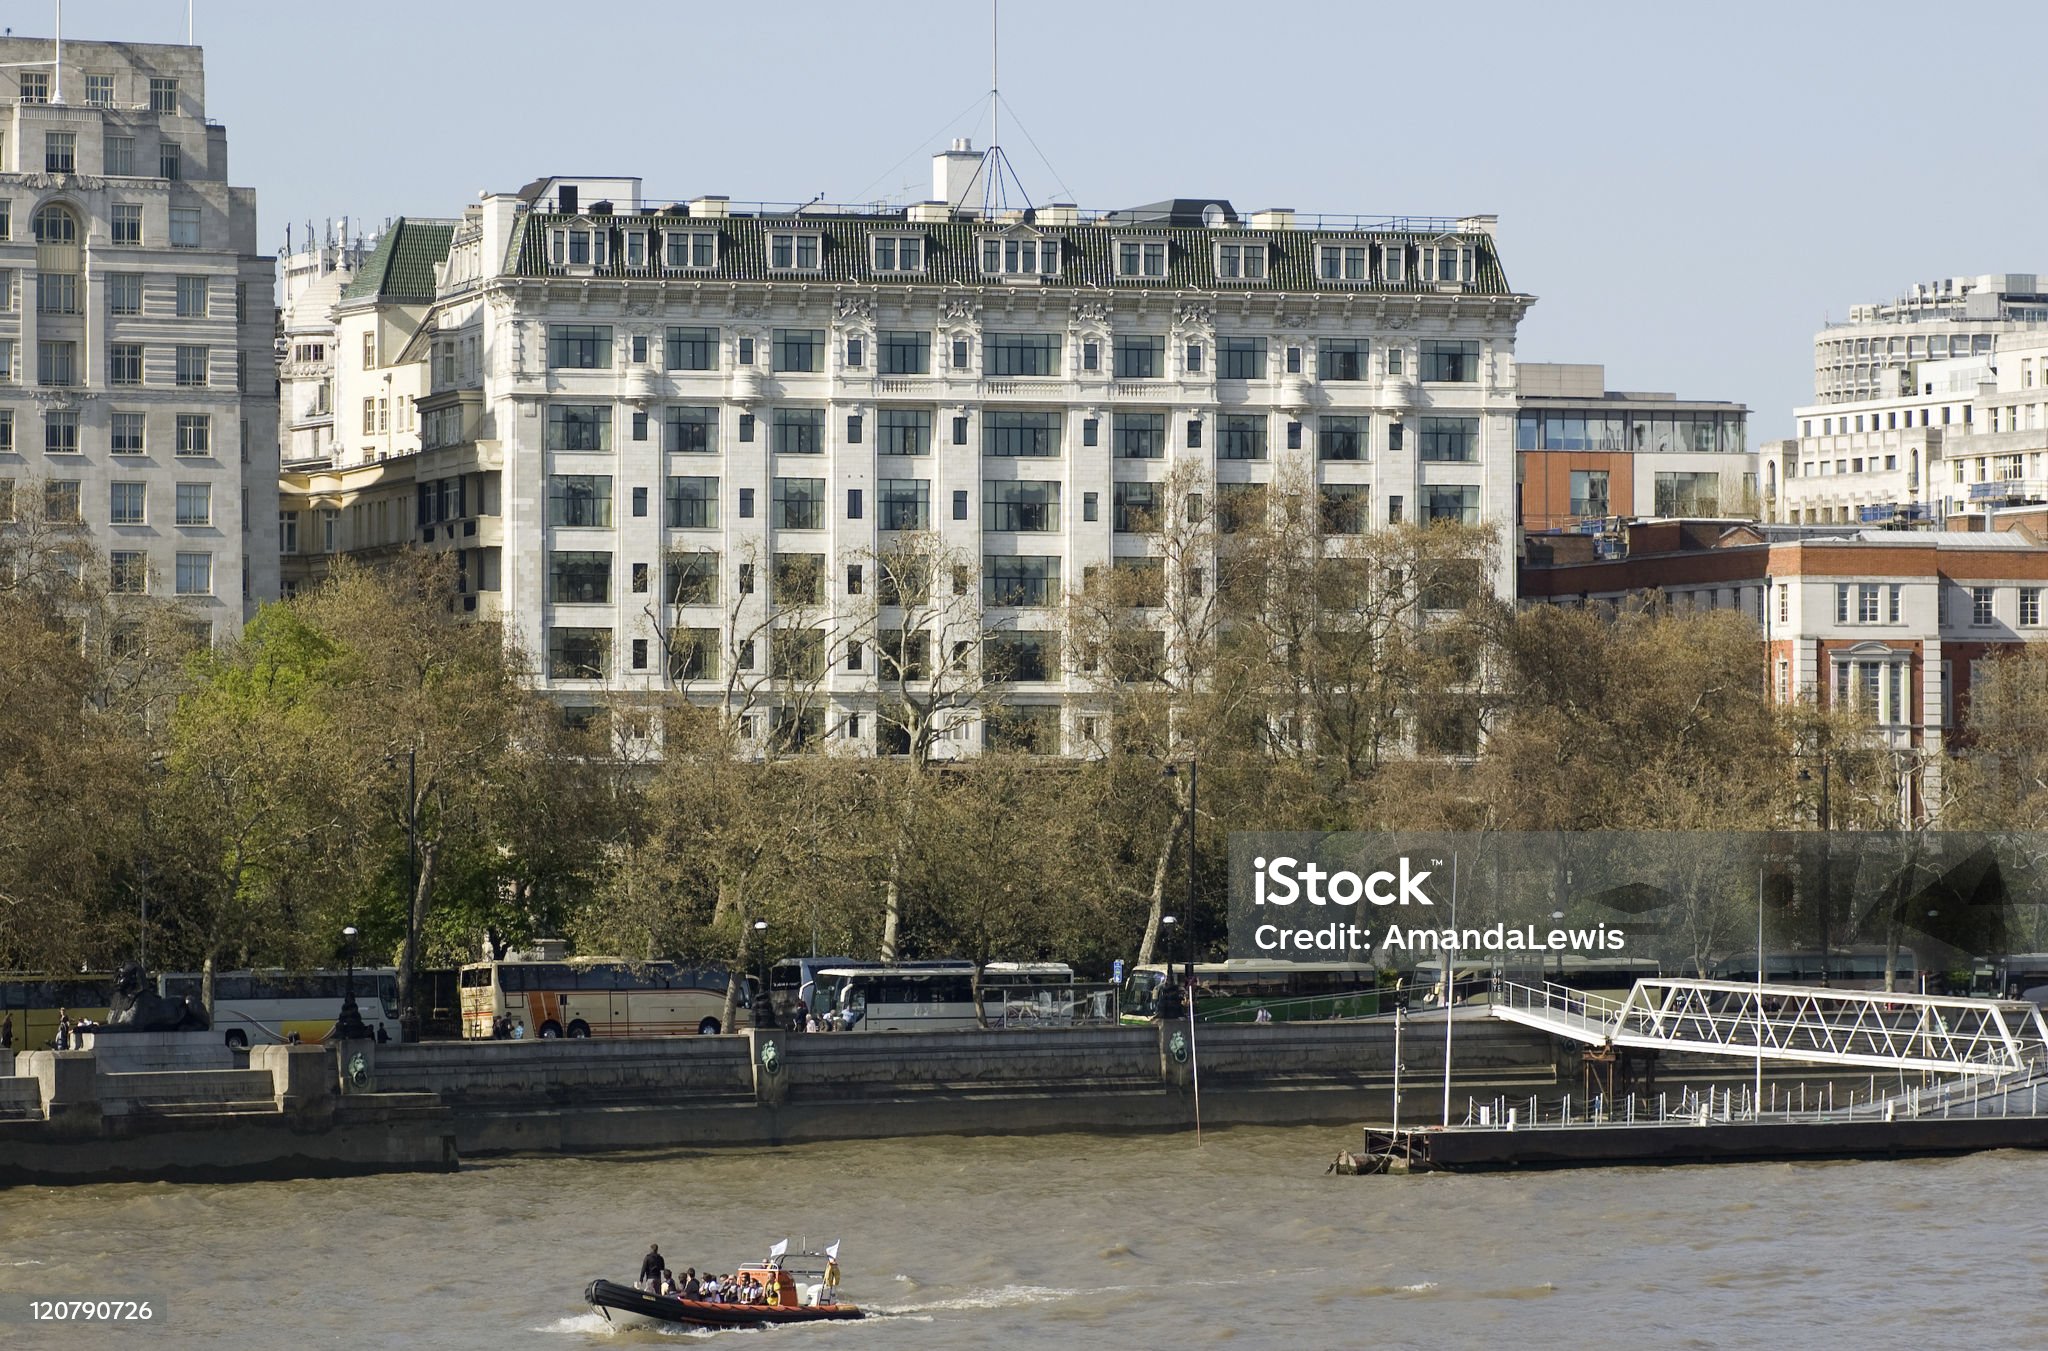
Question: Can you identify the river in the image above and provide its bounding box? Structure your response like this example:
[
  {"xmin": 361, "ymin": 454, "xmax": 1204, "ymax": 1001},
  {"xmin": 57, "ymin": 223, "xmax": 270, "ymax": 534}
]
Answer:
[{"xmin": 3, "ymin": 1127, "xmax": 2044, "ymax": 1350}]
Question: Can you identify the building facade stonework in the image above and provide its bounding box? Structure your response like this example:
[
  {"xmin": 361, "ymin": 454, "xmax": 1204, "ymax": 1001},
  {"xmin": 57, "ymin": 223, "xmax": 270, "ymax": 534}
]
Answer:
[
  {"xmin": 283, "ymin": 158, "xmax": 1535, "ymax": 752},
  {"xmin": 0, "ymin": 37, "xmax": 278, "ymax": 632}
]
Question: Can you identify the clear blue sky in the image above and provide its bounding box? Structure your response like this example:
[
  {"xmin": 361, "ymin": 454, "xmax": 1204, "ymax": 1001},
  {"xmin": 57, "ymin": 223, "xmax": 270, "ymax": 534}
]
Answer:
[{"xmin": 28, "ymin": 0, "xmax": 2048, "ymax": 434}]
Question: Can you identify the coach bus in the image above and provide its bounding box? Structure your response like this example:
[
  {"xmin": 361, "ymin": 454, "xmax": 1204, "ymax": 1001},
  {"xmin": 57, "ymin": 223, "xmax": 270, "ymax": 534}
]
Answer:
[
  {"xmin": 0, "ymin": 974, "xmax": 113, "ymax": 1049},
  {"xmin": 456, "ymin": 955, "xmax": 749, "ymax": 1038},
  {"xmin": 1119, "ymin": 960, "xmax": 1384, "ymax": 1024},
  {"xmin": 157, "ymin": 969, "xmax": 402, "ymax": 1047},
  {"xmin": 768, "ymin": 957, "xmax": 976, "ymax": 1027},
  {"xmin": 1416, "ymin": 955, "xmax": 1663, "ymax": 1007},
  {"xmin": 1710, "ymin": 948, "xmax": 1920, "ymax": 991}
]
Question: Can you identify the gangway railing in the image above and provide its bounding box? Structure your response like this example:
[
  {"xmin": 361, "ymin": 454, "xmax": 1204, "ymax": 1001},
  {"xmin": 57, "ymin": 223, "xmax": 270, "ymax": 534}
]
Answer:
[{"xmin": 1489, "ymin": 977, "xmax": 2048, "ymax": 1078}]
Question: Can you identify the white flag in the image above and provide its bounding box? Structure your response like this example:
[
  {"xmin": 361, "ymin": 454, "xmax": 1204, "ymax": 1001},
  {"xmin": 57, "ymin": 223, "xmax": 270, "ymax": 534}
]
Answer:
[
  {"xmin": 825, "ymin": 1240, "xmax": 840, "ymax": 1260},
  {"xmin": 768, "ymin": 1239, "xmax": 789, "ymax": 1258}
]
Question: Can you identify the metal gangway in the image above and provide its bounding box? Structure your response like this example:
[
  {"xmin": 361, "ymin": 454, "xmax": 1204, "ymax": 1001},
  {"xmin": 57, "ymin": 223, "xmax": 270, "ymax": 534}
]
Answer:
[{"xmin": 1490, "ymin": 977, "xmax": 2048, "ymax": 1078}]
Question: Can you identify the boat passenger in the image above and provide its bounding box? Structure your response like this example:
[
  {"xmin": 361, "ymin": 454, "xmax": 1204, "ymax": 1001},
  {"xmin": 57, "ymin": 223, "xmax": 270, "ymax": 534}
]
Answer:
[
  {"xmin": 681, "ymin": 1268, "xmax": 701, "ymax": 1299},
  {"xmin": 639, "ymin": 1244, "xmax": 664, "ymax": 1292}
]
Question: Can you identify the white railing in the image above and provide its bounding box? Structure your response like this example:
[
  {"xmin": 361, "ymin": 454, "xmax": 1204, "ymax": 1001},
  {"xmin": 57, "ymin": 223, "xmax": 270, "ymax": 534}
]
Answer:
[{"xmin": 1490, "ymin": 976, "xmax": 2048, "ymax": 1078}]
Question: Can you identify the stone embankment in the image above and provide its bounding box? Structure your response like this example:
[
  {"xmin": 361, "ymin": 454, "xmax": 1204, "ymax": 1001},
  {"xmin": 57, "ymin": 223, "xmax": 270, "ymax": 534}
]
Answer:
[{"xmin": 1, "ymin": 1018, "xmax": 1562, "ymax": 1185}]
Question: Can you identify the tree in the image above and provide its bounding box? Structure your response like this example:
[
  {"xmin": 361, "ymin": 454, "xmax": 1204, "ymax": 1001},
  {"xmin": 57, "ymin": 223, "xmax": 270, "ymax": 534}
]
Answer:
[
  {"xmin": 291, "ymin": 552, "xmax": 538, "ymax": 1032},
  {"xmin": 853, "ymin": 531, "xmax": 1011, "ymax": 960}
]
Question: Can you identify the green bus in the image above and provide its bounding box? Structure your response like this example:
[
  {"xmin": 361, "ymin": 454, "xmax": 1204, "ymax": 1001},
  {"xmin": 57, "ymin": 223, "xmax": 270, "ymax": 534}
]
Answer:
[{"xmin": 1121, "ymin": 959, "xmax": 1385, "ymax": 1024}]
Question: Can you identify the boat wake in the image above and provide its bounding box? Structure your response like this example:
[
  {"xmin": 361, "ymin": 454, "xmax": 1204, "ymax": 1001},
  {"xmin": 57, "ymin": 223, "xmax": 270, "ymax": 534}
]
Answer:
[
  {"xmin": 869, "ymin": 1283, "xmax": 1079, "ymax": 1315},
  {"xmin": 538, "ymin": 1311, "xmax": 718, "ymax": 1340}
]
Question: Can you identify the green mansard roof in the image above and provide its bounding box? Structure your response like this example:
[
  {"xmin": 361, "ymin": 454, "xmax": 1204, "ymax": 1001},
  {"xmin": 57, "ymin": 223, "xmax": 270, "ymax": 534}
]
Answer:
[{"xmin": 506, "ymin": 210, "xmax": 1516, "ymax": 298}]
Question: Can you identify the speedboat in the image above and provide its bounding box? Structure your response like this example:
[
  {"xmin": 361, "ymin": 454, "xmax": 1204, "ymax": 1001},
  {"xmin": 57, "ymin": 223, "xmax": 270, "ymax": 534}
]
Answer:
[{"xmin": 585, "ymin": 1245, "xmax": 864, "ymax": 1331}]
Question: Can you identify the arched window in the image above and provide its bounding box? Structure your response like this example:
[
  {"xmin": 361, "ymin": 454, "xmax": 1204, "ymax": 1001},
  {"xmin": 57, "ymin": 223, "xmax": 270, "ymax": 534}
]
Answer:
[
  {"xmin": 32, "ymin": 203, "xmax": 78, "ymax": 245},
  {"xmin": 32, "ymin": 203, "xmax": 81, "ymax": 315}
]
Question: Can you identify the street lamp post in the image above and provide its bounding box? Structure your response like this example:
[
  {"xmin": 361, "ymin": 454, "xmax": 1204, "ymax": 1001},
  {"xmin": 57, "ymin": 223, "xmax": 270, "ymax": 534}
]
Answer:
[
  {"xmin": 335, "ymin": 925, "xmax": 372, "ymax": 1041},
  {"xmin": 1799, "ymin": 754, "xmax": 1833, "ymax": 985},
  {"xmin": 752, "ymin": 919, "xmax": 772, "ymax": 1028},
  {"xmin": 1159, "ymin": 915, "xmax": 1178, "ymax": 1018}
]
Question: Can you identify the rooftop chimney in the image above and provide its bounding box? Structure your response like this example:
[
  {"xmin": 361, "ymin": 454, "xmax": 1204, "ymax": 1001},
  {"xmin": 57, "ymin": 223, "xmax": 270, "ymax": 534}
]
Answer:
[{"xmin": 933, "ymin": 138, "xmax": 985, "ymax": 212}]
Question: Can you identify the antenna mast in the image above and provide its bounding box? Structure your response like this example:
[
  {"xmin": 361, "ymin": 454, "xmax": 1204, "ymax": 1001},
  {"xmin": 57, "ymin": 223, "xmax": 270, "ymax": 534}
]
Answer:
[{"xmin": 990, "ymin": 0, "xmax": 999, "ymax": 157}]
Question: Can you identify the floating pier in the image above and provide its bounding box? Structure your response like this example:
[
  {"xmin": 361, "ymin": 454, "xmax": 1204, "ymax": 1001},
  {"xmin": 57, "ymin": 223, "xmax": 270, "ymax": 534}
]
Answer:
[{"xmin": 1342, "ymin": 977, "xmax": 2048, "ymax": 1173}]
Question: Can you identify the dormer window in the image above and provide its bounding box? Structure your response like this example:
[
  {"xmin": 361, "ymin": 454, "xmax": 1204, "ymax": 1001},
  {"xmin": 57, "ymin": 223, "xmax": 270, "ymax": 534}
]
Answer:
[
  {"xmin": 1379, "ymin": 243, "xmax": 1406, "ymax": 283},
  {"xmin": 551, "ymin": 226, "xmax": 607, "ymax": 268},
  {"xmin": 1316, "ymin": 244, "xmax": 1370, "ymax": 283},
  {"xmin": 1420, "ymin": 243, "xmax": 1475, "ymax": 285},
  {"xmin": 979, "ymin": 232, "xmax": 1059, "ymax": 279},
  {"xmin": 769, "ymin": 232, "xmax": 821, "ymax": 272},
  {"xmin": 624, "ymin": 231, "xmax": 646, "ymax": 268},
  {"xmin": 1216, "ymin": 241, "xmax": 1266, "ymax": 281},
  {"xmin": 1116, "ymin": 240, "xmax": 1169, "ymax": 279},
  {"xmin": 872, "ymin": 235, "xmax": 925, "ymax": 273},
  {"xmin": 665, "ymin": 229, "xmax": 718, "ymax": 269}
]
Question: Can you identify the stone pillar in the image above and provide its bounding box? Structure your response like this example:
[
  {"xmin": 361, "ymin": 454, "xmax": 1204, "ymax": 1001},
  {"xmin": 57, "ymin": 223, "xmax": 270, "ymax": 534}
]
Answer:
[
  {"xmin": 251, "ymin": 1044, "xmax": 337, "ymax": 1121},
  {"xmin": 748, "ymin": 1028, "xmax": 788, "ymax": 1107},
  {"xmin": 25, "ymin": 1050, "xmax": 98, "ymax": 1131}
]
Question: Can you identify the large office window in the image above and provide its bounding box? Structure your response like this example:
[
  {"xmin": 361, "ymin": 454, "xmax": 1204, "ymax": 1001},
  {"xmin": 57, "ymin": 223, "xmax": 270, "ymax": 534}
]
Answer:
[
  {"xmin": 665, "ymin": 476, "xmax": 719, "ymax": 529},
  {"xmin": 1320, "ymin": 483, "xmax": 1368, "ymax": 534},
  {"xmin": 1417, "ymin": 416, "xmax": 1479, "ymax": 462},
  {"xmin": 174, "ymin": 552, "xmax": 211, "ymax": 596},
  {"xmin": 663, "ymin": 405, "xmax": 716, "ymax": 453},
  {"xmin": 108, "ymin": 343, "xmax": 143, "ymax": 387},
  {"xmin": 666, "ymin": 553, "xmax": 719, "ymax": 607},
  {"xmin": 1419, "ymin": 339, "xmax": 1479, "ymax": 382},
  {"xmin": 772, "ymin": 328, "xmax": 824, "ymax": 373},
  {"xmin": 984, "ymin": 410, "xmax": 1061, "ymax": 458},
  {"xmin": 983, "ymin": 332, "xmax": 1061, "ymax": 377},
  {"xmin": 1318, "ymin": 415, "xmax": 1366, "ymax": 461},
  {"xmin": 174, "ymin": 482, "xmax": 212, "ymax": 526},
  {"xmin": 1114, "ymin": 335, "xmax": 1165, "ymax": 379},
  {"xmin": 1423, "ymin": 485, "xmax": 1480, "ymax": 526},
  {"xmin": 1319, "ymin": 338, "xmax": 1369, "ymax": 381},
  {"xmin": 175, "ymin": 414, "xmax": 210, "ymax": 456},
  {"xmin": 1653, "ymin": 472, "xmax": 1721, "ymax": 516},
  {"xmin": 1219, "ymin": 414, "xmax": 1268, "ymax": 461},
  {"xmin": 549, "ymin": 551, "xmax": 612, "ymax": 605},
  {"xmin": 773, "ymin": 477, "xmax": 826, "ymax": 530},
  {"xmin": 878, "ymin": 478, "xmax": 931, "ymax": 530},
  {"xmin": 37, "ymin": 340, "xmax": 76, "ymax": 387},
  {"xmin": 547, "ymin": 474, "xmax": 613, "ymax": 527},
  {"xmin": 1114, "ymin": 481, "xmax": 1162, "ymax": 533},
  {"xmin": 1569, "ymin": 469, "xmax": 1610, "ymax": 518},
  {"xmin": 983, "ymin": 480, "xmax": 1061, "ymax": 532},
  {"xmin": 773, "ymin": 553, "xmax": 826, "ymax": 605},
  {"xmin": 546, "ymin": 405, "xmax": 612, "ymax": 451},
  {"xmin": 548, "ymin": 629, "xmax": 610, "ymax": 680},
  {"xmin": 547, "ymin": 324, "xmax": 612, "ymax": 369},
  {"xmin": 665, "ymin": 326, "xmax": 716, "ymax": 370},
  {"xmin": 879, "ymin": 408, "xmax": 932, "ymax": 455},
  {"xmin": 1116, "ymin": 412, "xmax": 1165, "ymax": 460},
  {"xmin": 173, "ymin": 344, "xmax": 209, "ymax": 387},
  {"xmin": 878, "ymin": 331, "xmax": 930, "ymax": 375},
  {"xmin": 1218, "ymin": 337, "xmax": 1266, "ymax": 380},
  {"xmin": 773, "ymin": 407, "xmax": 824, "ymax": 454},
  {"xmin": 984, "ymin": 555, "xmax": 1062, "ymax": 607},
  {"xmin": 986, "ymin": 631, "xmax": 1061, "ymax": 683}
]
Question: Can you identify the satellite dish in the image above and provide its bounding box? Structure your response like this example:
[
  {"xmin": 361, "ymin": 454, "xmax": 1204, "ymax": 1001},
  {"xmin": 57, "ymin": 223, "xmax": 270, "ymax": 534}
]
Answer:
[{"xmin": 1201, "ymin": 203, "xmax": 1226, "ymax": 228}]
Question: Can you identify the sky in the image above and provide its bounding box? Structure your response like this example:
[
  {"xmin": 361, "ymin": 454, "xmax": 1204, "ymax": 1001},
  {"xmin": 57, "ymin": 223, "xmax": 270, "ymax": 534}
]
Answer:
[{"xmin": 21, "ymin": 0, "xmax": 2048, "ymax": 434}]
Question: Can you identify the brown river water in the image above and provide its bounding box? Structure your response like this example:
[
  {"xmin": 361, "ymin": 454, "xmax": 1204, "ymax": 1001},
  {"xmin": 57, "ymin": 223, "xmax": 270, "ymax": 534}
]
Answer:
[{"xmin": 3, "ymin": 1127, "xmax": 2045, "ymax": 1351}]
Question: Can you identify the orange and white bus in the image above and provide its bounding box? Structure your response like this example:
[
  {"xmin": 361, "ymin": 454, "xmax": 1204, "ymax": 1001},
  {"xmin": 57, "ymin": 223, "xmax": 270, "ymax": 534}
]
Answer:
[{"xmin": 457, "ymin": 956, "xmax": 751, "ymax": 1038}]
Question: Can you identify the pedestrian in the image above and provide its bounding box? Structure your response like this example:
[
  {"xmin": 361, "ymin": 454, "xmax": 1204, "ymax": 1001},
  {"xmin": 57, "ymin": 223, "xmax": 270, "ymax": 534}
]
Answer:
[
  {"xmin": 56, "ymin": 1009, "xmax": 73, "ymax": 1051},
  {"xmin": 1, "ymin": 1010, "xmax": 12, "ymax": 1049},
  {"xmin": 1255, "ymin": 1006, "xmax": 1273, "ymax": 1024},
  {"xmin": 639, "ymin": 1244, "xmax": 664, "ymax": 1293},
  {"xmin": 512, "ymin": 1019, "xmax": 526, "ymax": 1039}
]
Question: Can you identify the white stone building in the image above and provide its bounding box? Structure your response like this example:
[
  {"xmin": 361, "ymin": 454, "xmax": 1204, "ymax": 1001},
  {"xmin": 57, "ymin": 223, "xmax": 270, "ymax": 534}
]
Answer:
[
  {"xmin": 1770, "ymin": 274, "xmax": 2048, "ymax": 528},
  {"xmin": 0, "ymin": 36, "xmax": 279, "ymax": 633},
  {"xmin": 278, "ymin": 220, "xmax": 372, "ymax": 470},
  {"xmin": 283, "ymin": 152, "xmax": 1534, "ymax": 751}
]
